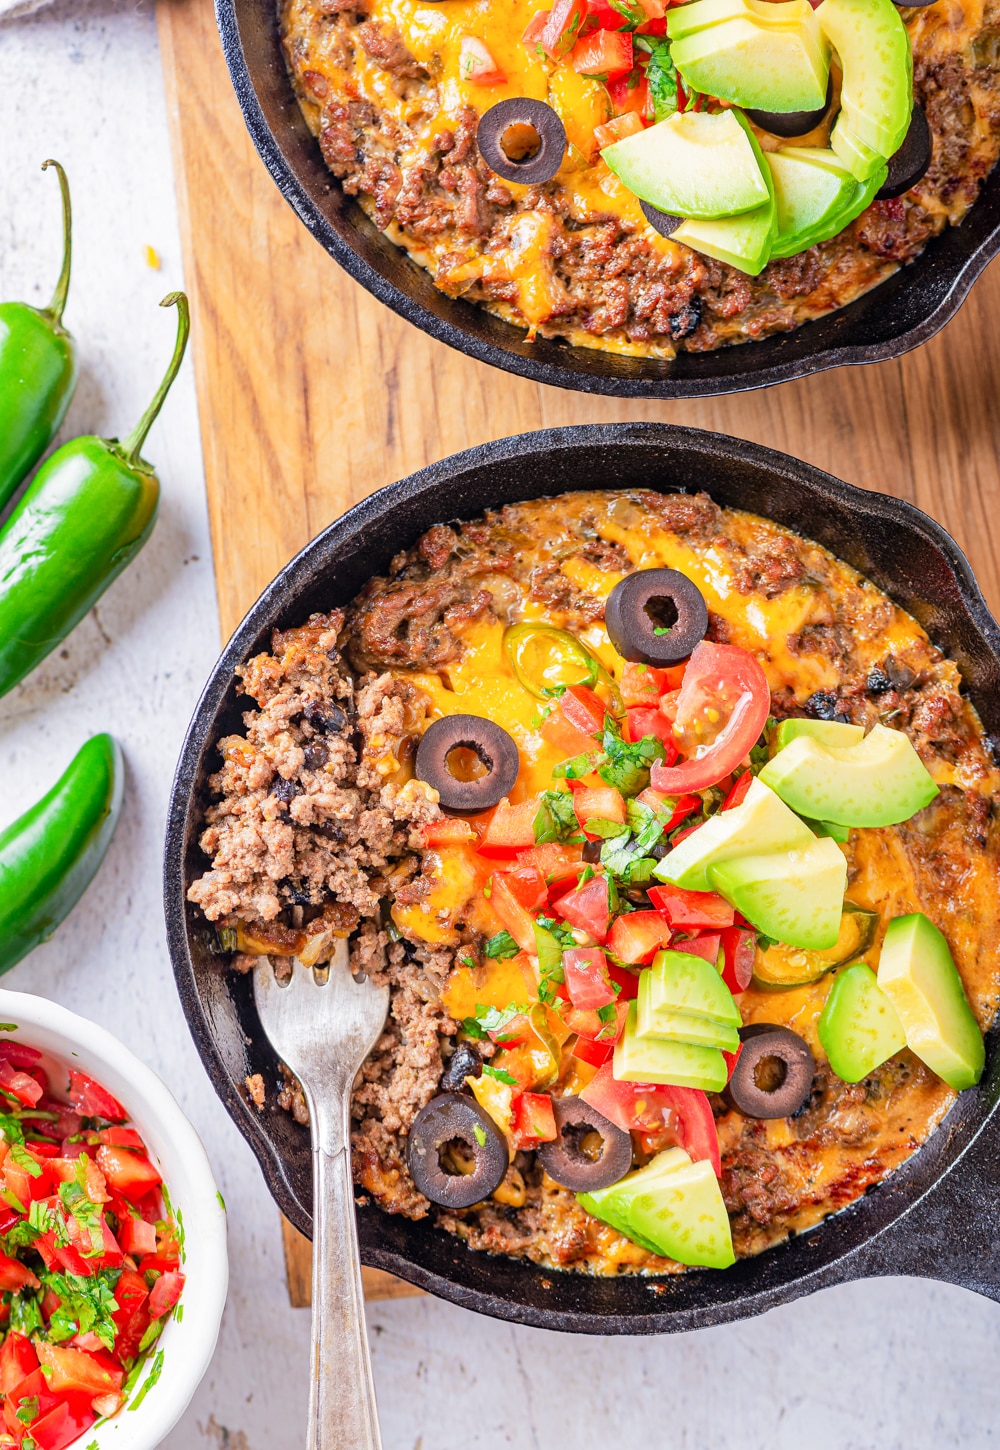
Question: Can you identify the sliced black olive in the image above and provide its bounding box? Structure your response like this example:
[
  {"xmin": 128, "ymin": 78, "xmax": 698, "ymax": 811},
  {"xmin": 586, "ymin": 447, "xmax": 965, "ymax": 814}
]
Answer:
[
  {"xmin": 536, "ymin": 1096, "xmax": 633, "ymax": 1192},
  {"xmin": 477, "ymin": 99, "xmax": 567, "ymax": 185},
  {"xmin": 639, "ymin": 200, "xmax": 682, "ymax": 238},
  {"xmin": 439, "ymin": 1042, "xmax": 483, "ymax": 1093},
  {"xmin": 604, "ymin": 567, "xmax": 708, "ymax": 666},
  {"xmin": 745, "ymin": 78, "xmax": 833, "ymax": 139},
  {"xmin": 415, "ymin": 714, "xmax": 519, "ymax": 813},
  {"xmin": 582, "ymin": 839, "xmax": 603, "ymax": 864},
  {"xmin": 668, "ymin": 296, "xmax": 702, "ymax": 341},
  {"xmin": 407, "ymin": 1092, "xmax": 509, "ymax": 1208},
  {"xmin": 725, "ymin": 1024, "xmax": 815, "ymax": 1119},
  {"xmin": 865, "ymin": 666, "xmax": 893, "ymax": 696},
  {"xmin": 876, "ymin": 105, "xmax": 932, "ymax": 199}
]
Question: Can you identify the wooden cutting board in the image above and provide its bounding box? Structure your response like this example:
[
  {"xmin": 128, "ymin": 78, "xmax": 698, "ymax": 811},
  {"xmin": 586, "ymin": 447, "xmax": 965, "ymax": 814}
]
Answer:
[{"xmin": 156, "ymin": 0, "xmax": 1000, "ymax": 1303}]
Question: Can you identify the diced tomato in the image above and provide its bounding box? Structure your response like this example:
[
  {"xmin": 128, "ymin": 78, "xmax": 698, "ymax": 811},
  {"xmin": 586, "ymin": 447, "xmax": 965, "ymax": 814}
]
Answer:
[
  {"xmin": 594, "ymin": 111, "xmax": 644, "ymax": 149},
  {"xmin": 671, "ymin": 821, "xmax": 702, "ymax": 846},
  {"xmin": 36, "ymin": 1343, "xmax": 124, "ymax": 1398},
  {"xmin": 559, "ymin": 684, "xmax": 607, "ymax": 738},
  {"xmin": 0, "ymin": 1206, "xmax": 19, "ymax": 1236},
  {"xmin": 572, "ymin": 785, "xmax": 626, "ymax": 839},
  {"xmin": 721, "ymin": 770, "xmax": 754, "ymax": 812},
  {"xmin": 137, "ymin": 1252, "xmax": 181, "ymax": 1275},
  {"xmin": 68, "ymin": 1071, "xmax": 126, "ymax": 1124},
  {"xmin": 656, "ymin": 1085, "xmax": 721, "ymax": 1176},
  {"xmin": 648, "ymin": 882, "xmax": 735, "ymax": 930},
  {"xmin": 606, "ymin": 962, "xmax": 641, "ymax": 1000},
  {"xmin": 111, "ymin": 1267, "xmax": 150, "ymax": 1363},
  {"xmin": 0, "ymin": 1060, "xmax": 43, "ymax": 1108},
  {"xmin": 722, "ymin": 1041, "xmax": 743, "ymax": 1083},
  {"xmin": 721, "ymin": 925, "xmax": 756, "ymax": 993},
  {"xmin": 572, "ymin": 27, "xmax": 632, "ymax": 77},
  {"xmin": 149, "ymin": 1270, "xmax": 185, "ymax": 1319},
  {"xmin": 65, "ymin": 1211, "xmax": 123, "ymax": 1269},
  {"xmin": 539, "ymin": 0, "xmax": 587, "ymax": 57},
  {"xmin": 607, "ymin": 910, "xmax": 673, "ymax": 966},
  {"xmin": 620, "ymin": 661, "xmax": 685, "ymax": 707},
  {"xmin": 419, "ymin": 818, "xmax": 476, "ymax": 848},
  {"xmin": 27, "ymin": 1140, "xmax": 59, "ymax": 1159},
  {"xmin": 552, "ymin": 873, "xmax": 611, "ymax": 943},
  {"xmin": 562, "ymin": 947, "xmax": 616, "ymax": 1010},
  {"xmin": 55, "ymin": 1242, "xmax": 97, "ymax": 1278},
  {"xmin": 3, "ymin": 1369, "xmax": 57, "ymax": 1442},
  {"xmin": 0, "ymin": 1335, "xmax": 38, "ymax": 1394},
  {"xmin": 97, "ymin": 1127, "xmax": 146, "ymax": 1150},
  {"xmin": 585, "ymin": 0, "xmax": 628, "ymax": 28},
  {"xmin": 635, "ymin": 788, "xmax": 700, "ymax": 833},
  {"xmin": 94, "ymin": 1145, "xmax": 162, "ymax": 1202},
  {"xmin": 650, "ymin": 641, "xmax": 771, "ymax": 793},
  {"xmin": 0, "ymin": 1250, "xmax": 38, "ymax": 1294},
  {"xmin": 668, "ymin": 932, "xmax": 721, "ymax": 966},
  {"xmin": 571, "ymin": 1034, "xmax": 614, "ymax": 1067},
  {"xmin": 0, "ymin": 1042, "xmax": 41, "ymax": 1069},
  {"xmin": 477, "ymin": 797, "xmax": 541, "ymax": 858},
  {"xmin": 515, "ymin": 843, "xmax": 584, "ymax": 884},
  {"xmin": 498, "ymin": 865, "xmax": 548, "ymax": 913},
  {"xmin": 28, "ymin": 1395, "xmax": 96, "ymax": 1450},
  {"xmin": 607, "ymin": 70, "xmax": 651, "ymax": 121},
  {"xmin": 563, "ymin": 999, "xmax": 628, "ymax": 1042},
  {"xmin": 34, "ymin": 1230, "xmax": 59, "ymax": 1272},
  {"xmin": 512, "ymin": 1093, "xmax": 558, "ymax": 1148},
  {"xmin": 35, "ymin": 1098, "xmax": 83, "ymax": 1143},
  {"xmin": 3, "ymin": 1159, "xmax": 52, "ymax": 1207},
  {"xmin": 458, "ymin": 33, "xmax": 506, "ymax": 83},
  {"xmin": 115, "ymin": 1210, "xmax": 158, "ymax": 1257},
  {"xmin": 624, "ymin": 708, "xmax": 679, "ymax": 757},
  {"xmin": 522, "ymin": 8, "xmax": 549, "ymax": 46}
]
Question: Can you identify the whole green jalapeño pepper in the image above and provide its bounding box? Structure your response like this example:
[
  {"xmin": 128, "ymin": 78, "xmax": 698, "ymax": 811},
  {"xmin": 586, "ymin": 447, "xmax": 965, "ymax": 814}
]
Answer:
[
  {"xmin": 0, "ymin": 292, "xmax": 190, "ymax": 700},
  {"xmin": 0, "ymin": 160, "xmax": 77, "ymax": 511},
  {"xmin": 0, "ymin": 734, "xmax": 123, "ymax": 975}
]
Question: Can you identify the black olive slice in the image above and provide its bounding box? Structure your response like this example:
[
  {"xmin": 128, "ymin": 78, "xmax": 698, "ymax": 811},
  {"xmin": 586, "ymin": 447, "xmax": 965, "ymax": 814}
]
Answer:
[
  {"xmin": 415, "ymin": 714, "xmax": 520, "ymax": 813},
  {"xmin": 536, "ymin": 1096, "xmax": 633, "ymax": 1192},
  {"xmin": 639, "ymin": 200, "xmax": 683, "ymax": 238},
  {"xmin": 745, "ymin": 78, "xmax": 833, "ymax": 139},
  {"xmin": 439, "ymin": 1041, "xmax": 483, "ymax": 1093},
  {"xmin": 876, "ymin": 105, "xmax": 932, "ymax": 200},
  {"xmin": 604, "ymin": 567, "xmax": 709, "ymax": 666},
  {"xmin": 725, "ymin": 1024, "xmax": 815, "ymax": 1119},
  {"xmin": 407, "ymin": 1092, "xmax": 509, "ymax": 1208},
  {"xmin": 477, "ymin": 99, "xmax": 567, "ymax": 185}
]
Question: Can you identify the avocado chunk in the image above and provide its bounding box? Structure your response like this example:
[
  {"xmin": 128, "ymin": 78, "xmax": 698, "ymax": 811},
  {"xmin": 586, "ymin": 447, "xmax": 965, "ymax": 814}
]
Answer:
[
  {"xmin": 769, "ymin": 146, "xmax": 888, "ymax": 256},
  {"xmin": 753, "ymin": 902, "xmax": 879, "ymax": 989},
  {"xmin": 830, "ymin": 114, "xmax": 888, "ymax": 182},
  {"xmin": 579, "ymin": 1147, "xmax": 736, "ymax": 1269},
  {"xmin": 670, "ymin": 8, "xmax": 830, "ymax": 114},
  {"xmin": 877, "ymin": 913, "xmax": 985, "ymax": 1090},
  {"xmin": 818, "ymin": 962, "xmax": 906, "ymax": 1082},
  {"xmin": 615, "ymin": 1001, "xmax": 729, "ymax": 1091},
  {"xmin": 643, "ymin": 949, "xmax": 742, "ymax": 1026},
  {"xmin": 758, "ymin": 722, "xmax": 938, "ymax": 827},
  {"xmin": 773, "ymin": 717, "xmax": 865, "ymax": 752},
  {"xmin": 708, "ymin": 834, "xmax": 847, "ymax": 950},
  {"xmin": 654, "ymin": 776, "xmax": 815, "ymax": 892},
  {"xmin": 637, "ymin": 972, "xmax": 741, "ymax": 1050},
  {"xmin": 602, "ymin": 109, "xmax": 770, "ymax": 220},
  {"xmin": 818, "ymin": 0, "xmax": 912, "ymax": 158}
]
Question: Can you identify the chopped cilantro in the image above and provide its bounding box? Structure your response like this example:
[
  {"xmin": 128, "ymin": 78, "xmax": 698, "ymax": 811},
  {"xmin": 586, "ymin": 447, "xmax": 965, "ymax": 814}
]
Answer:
[
  {"xmin": 482, "ymin": 1063, "xmax": 518, "ymax": 1086},
  {"xmin": 582, "ymin": 816, "xmax": 629, "ymax": 839},
  {"xmin": 466, "ymin": 1004, "xmax": 527, "ymax": 1042},
  {"xmin": 653, "ymin": 626, "xmax": 671, "ymax": 637},
  {"xmin": 216, "ymin": 1191, "xmax": 227, "ymax": 1213},
  {"xmin": 137, "ymin": 1315, "xmax": 166, "ymax": 1355},
  {"xmin": 458, "ymin": 953, "xmax": 476, "ymax": 968},
  {"xmin": 596, "ymin": 1003, "xmax": 620, "ymax": 1039},
  {"xmin": 535, "ymin": 915, "xmax": 576, "ymax": 948},
  {"xmin": 9, "ymin": 1289, "xmax": 43, "ymax": 1337},
  {"xmin": 533, "ymin": 790, "xmax": 582, "ymax": 845},
  {"xmin": 127, "ymin": 1349, "xmax": 165, "ymax": 1413},
  {"xmin": 460, "ymin": 1016, "xmax": 487, "ymax": 1040},
  {"xmin": 0, "ymin": 1024, "xmax": 18, "ymax": 1033},
  {"xmin": 484, "ymin": 931, "xmax": 519, "ymax": 961},
  {"xmin": 473, "ymin": 1124, "xmax": 487, "ymax": 1147},
  {"xmin": 608, "ymin": 0, "xmax": 645, "ymax": 26},
  {"xmin": 597, "ymin": 720, "xmax": 665, "ymax": 796},
  {"xmin": 756, "ymin": 932, "xmax": 777, "ymax": 952},
  {"xmin": 638, "ymin": 37, "xmax": 681, "ymax": 121},
  {"xmin": 552, "ymin": 751, "xmax": 594, "ymax": 780},
  {"xmin": 42, "ymin": 1269, "xmax": 121, "ymax": 1352},
  {"xmin": 9, "ymin": 1143, "xmax": 42, "ymax": 1177},
  {"xmin": 15, "ymin": 1397, "xmax": 39, "ymax": 1426}
]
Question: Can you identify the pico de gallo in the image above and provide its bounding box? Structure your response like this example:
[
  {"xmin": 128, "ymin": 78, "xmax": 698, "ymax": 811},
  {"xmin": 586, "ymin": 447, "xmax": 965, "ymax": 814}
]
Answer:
[{"xmin": 0, "ymin": 1041, "xmax": 183, "ymax": 1450}]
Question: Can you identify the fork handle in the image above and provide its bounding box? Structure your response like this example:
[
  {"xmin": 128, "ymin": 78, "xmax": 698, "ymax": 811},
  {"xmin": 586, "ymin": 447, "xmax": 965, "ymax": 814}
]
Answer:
[{"xmin": 307, "ymin": 1089, "xmax": 383, "ymax": 1450}]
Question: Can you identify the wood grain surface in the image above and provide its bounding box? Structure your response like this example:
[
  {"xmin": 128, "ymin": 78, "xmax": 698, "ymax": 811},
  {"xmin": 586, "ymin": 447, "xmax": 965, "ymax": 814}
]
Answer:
[{"xmin": 157, "ymin": 0, "xmax": 1000, "ymax": 1303}]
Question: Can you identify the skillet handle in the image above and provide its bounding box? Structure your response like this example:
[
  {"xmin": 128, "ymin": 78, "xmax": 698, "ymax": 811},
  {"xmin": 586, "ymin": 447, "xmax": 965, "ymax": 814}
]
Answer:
[{"xmin": 845, "ymin": 1117, "xmax": 1000, "ymax": 1302}]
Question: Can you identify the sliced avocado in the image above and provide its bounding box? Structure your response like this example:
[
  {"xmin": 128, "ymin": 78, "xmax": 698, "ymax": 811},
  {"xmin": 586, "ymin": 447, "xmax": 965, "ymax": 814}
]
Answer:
[
  {"xmin": 673, "ymin": 128, "xmax": 776, "ymax": 276},
  {"xmin": 614, "ymin": 1002, "xmax": 729, "ymax": 1091},
  {"xmin": 830, "ymin": 114, "xmax": 888, "ymax": 183},
  {"xmin": 758, "ymin": 722, "xmax": 938, "ymax": 827},
  {"xmin": 805, "ymin": 818, "xmax": 851, "ymax": 844},
  {"xmin": 877, "ymin": 913, "xmax": 984, "ymax": 1090},
  {"xmin": 654, "ymin": 776, "xmax": 815, "ymax": 892},
  {"xmin": 773, "ymin": 718, "xmax": 865, "ymax": 752},
  {"xmin": 670, "ymin": 11, "xmax": 829, "ymax": 114},
  {"xmin": 769, "ymin": 146, "xmax": 890, "ymax": 257},
  {"xmin": 817, "ymin": 961, "xmax": 905, "ymax": 1082},
  {"xmin": 753, "ymin": 902, "xmax": 879, "ymax": 989},
  {"xmin": 627, "ymin": 1157, "xmax": 736, "ymax": 1269},
  {"xmin": 667, "ymin": 0, "xmax": 816, "ymax": 42},
  {"xmin": 578, "ymin": 1148, "xmax": 691, "ymax": 1253},
  {"xmin": 602, "ymin": 109, "xmax": 770, "ymax": 220},
  {"xmin": 819, "ymin": 0, "xmax": 912, "ymax": 159},
  {"xmin": 644, "ymin": 950, "xmax": 743, "ymax": 1026},
  {"xmin": 637, "ymin": 968, "xmax": 741, "ymax": 1050},
  {"xmin": 708, "ymin": 834, "xmax": 847, "ymax": 950}
]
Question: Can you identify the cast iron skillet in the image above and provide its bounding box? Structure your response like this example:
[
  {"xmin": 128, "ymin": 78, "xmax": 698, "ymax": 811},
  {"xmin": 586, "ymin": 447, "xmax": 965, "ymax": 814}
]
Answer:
[
  {"xmin": 165, "ymin": 424, "xmax": 1000, "ymax": 1333},
  {"xmin": 216, "ymin": 0, "xmax": 1000, "ymax": 399}
]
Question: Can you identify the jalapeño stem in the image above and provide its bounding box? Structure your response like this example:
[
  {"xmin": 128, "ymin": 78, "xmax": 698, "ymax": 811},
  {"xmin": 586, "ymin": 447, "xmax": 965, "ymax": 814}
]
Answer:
[
  {"xmin": 41, "ymin": 159, "xmax": 72, "ymax": 325},
  {"xmin": 119, "ymin": 292, "xmax": 191, "ymax": 468}
]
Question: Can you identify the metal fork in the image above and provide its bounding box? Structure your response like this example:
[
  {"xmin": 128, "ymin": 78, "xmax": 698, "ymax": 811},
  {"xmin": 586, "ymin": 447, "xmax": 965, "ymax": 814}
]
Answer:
[{"xmin": 255, "ymin": 940, "xmax": 390, "ymax": 1450}]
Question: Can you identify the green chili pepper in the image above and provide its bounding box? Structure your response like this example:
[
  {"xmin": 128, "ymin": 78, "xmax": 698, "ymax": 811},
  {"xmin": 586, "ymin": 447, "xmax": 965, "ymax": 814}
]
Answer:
[
  {"xmin": 0, "ymin": 160, "xmax": 77, "ymax": 513},
  {"xmin": 0, "ymin": 734, "xmax": 123, "ymax": 975},
  {"xmin": 504, "ymin": 622, "xmax": 625, "ymax": 716},
  {"xmin": 0, "ymin": 292, "xmax": 189, "ymax": 700}
]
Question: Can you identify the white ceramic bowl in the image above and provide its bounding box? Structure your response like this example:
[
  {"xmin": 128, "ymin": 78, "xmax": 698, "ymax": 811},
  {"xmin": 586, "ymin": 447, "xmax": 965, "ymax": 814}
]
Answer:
[{"xmin": 0, "ymin": 988, "xmax": 228, "ymax": 1450}]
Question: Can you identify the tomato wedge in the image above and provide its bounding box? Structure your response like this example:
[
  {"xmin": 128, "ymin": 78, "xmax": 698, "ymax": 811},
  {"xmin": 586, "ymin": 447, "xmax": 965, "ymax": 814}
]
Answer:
[
  {"xmin": 649, "ymin": 642, "xmax": 770, "ymax": 793},
  {"xmin": 656, "ymin": 1086, "xmax": 721, "ymax": 1176},
  {"xmin": 721, "ymin": 925, "xmax": 756, "ymax": 993}
]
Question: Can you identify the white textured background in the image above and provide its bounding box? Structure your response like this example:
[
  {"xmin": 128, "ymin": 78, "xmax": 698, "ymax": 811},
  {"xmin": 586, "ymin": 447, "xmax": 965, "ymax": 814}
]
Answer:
[{"xmin": 1, "ymin": 3, "xmax": 999, "ymax": 1446}]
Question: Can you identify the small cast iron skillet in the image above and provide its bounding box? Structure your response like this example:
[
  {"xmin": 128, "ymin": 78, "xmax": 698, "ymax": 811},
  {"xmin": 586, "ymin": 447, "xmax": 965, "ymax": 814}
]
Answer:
[
  {"xmin": 164, "ymin": 424, "xmax": 1000, "ymax": 1334},
  {"xmin": 216, "ymin": 0, "xmax": 1000, "ymax": 399}
]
